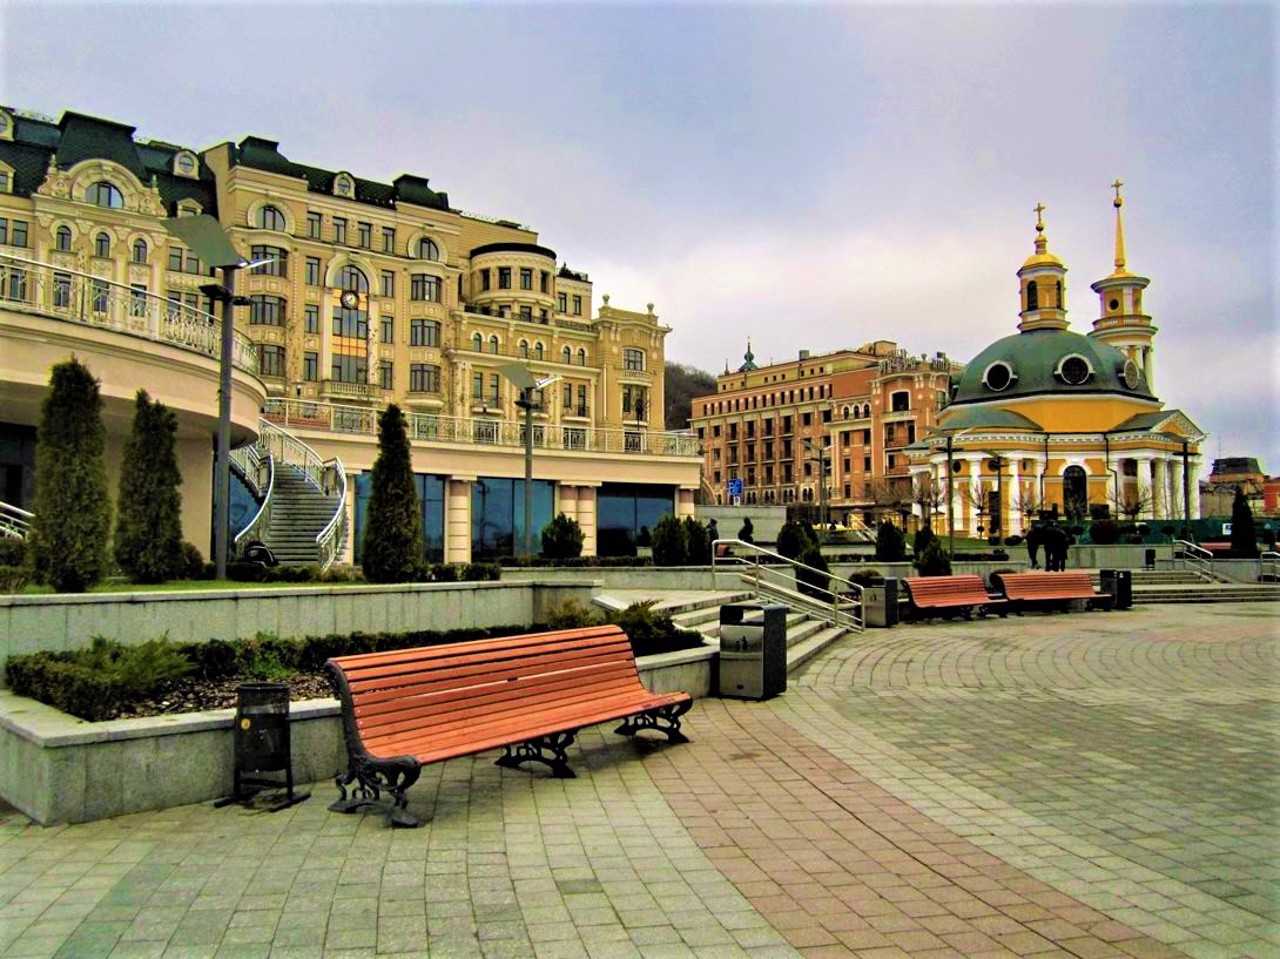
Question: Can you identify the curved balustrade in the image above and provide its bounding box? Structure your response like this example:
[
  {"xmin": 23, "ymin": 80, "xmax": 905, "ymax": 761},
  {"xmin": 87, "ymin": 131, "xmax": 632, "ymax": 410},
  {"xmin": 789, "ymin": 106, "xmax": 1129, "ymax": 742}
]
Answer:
[
  {"xmin": 316, "ymin": 457, "xmax": 348, "ymax": 570},
  {"xmin": 254, "ymin": 418, "xmax": 346, "ymax": 569},
  {"xmin": 0, "ymin": 500, "xmax": 33, "ymax": 540},
  {"xmin": 262, "ymin": 398, "xmax": 700, "ymax": 458},
  {"xmin": 0, "ymin": 252, "xmax": 257, "ymax": 374},
  {"xmin": 231, "ymin": 445, "xmax": 275, "ymax": 548}
]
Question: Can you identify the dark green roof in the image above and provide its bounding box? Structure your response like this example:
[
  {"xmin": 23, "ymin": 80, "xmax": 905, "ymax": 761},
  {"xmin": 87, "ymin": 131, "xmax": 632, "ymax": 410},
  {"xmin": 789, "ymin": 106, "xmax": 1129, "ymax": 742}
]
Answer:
[
  {"xmin": 233, "ymin": 137, "xmax": 449, "ymax": 211},
  {"xmin": 471, "ymin": 241, "xmax": 557, "ymax": 260},
  {"xmin": 950, "ymin": 328, "xmax": 1155, "ymax": 405},
  {"xmin": 935, "ymin": 407, "xmax": 1044, "ymax": 432},
  {"xmin": 0, "ymin": 107, "xmax": 218, "ymax": 216}
]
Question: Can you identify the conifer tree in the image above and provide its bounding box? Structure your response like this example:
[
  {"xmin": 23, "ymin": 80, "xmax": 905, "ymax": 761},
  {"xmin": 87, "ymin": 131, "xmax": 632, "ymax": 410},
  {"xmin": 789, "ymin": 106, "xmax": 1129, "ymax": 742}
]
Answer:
[
  {"xmin": 874, "ymin": 520, "xmax": 906, "ymax": 562},
  {"xmin": 1230, "ymin": 487, "xmax": 1259, "ymax": 558},
  {"xmin": 650, "ymin": 514, "xmax": 689, "ymax": 566},
  {"xmin": 362, "ymin": 405, "xmax": 423, "ymax": 583},
  {"xmin": 114, "ymin": 390, "xmax": 183, "ymax": 583},
  {"xmin": 28, "ymin": 358, "xmax": 112, "ymax": 592}
]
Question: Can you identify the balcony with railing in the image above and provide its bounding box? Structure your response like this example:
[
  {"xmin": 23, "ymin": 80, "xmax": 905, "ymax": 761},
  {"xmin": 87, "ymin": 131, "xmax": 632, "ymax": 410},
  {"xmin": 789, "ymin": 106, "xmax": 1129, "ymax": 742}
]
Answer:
[
  {"xmin": 263, "ymin": 398, "xmax": 700, "ymax": 457},
  {"xmin": 320, "ymin": 379, "xmax": 383, "ymax": 403},
  {"xmin": 0, "ymin": 251, "xmax": 257, "ymax": 374}
]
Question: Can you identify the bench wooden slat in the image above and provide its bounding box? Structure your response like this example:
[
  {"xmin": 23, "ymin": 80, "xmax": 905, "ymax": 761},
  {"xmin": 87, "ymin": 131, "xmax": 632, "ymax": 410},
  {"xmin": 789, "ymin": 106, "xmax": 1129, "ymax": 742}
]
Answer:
[
  {"xmin": 902, "ymin": 575, "xmax": 1006, "ymax": 620},
  {"xmin": 326, "ymin": 623, "xmax": 692, "ymax": 826}
]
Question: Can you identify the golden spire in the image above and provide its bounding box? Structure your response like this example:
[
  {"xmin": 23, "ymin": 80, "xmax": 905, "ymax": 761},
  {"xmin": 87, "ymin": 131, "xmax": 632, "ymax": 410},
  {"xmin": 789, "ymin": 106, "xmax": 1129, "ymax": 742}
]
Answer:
[
  {"xmin": 1033, "ymin": 202, "xmax": 1048, "ymax": 254},
  {"xmin": 1111, "ymin": 179, "xmax": 1127, "ymax": 272}
]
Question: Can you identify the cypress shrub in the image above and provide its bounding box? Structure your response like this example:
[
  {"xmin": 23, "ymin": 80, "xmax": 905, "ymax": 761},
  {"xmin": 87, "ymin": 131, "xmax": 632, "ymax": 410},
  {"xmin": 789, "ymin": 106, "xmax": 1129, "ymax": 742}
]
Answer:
[
  {"xmin": 28, "ymin": 358, "xmax": 112, "ymax": 592},
  {"xmin": 1230, "ymin": 487, "xmax": 1259, "ymax": 558},
  {"xmin": 776, "ymin": 520, "xmax": 813, "ymax": 560},
  {"xmin": 114, "ymin": 390, "xmax": 184, "ymax": 584},
  {"xmin": 912, "ymin": 525, "xmax": 936, "ymax": 558},
  {"xmin": 541, "ymin": 513, "xmax": 585, "ymax": 560},
  {"xmin": 650, "ymin": 514, "xmax": 689, "ymax": 566},
  {"xmin": 874, "ymin": 521, "xmax": 906, "ymax": 562},
  {"xmin": 683, "ymin": 515, "xmax": 709, "ymax": 564},
  {"xmin": 914, "ymin": 538, "xmax": 953, "ymax": 576},
  {"xmin": 795, "ymin": 544, "xmax": 831, "ymax": 598},
  {"xmin": 362, "ymin": 405, "xmax": 423, "ymax": 583}
]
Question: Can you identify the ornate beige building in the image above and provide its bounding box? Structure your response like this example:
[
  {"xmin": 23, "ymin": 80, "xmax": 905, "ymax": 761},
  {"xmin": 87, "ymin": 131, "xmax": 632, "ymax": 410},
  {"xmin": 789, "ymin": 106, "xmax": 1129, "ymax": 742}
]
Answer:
[{"xmin": 0, "ymin": 107, "xmax": 699, "ymax": 563}]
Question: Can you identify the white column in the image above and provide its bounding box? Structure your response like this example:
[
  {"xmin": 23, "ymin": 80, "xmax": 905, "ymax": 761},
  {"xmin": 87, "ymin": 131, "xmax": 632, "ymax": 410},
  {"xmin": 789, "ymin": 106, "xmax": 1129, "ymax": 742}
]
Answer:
[
  {"xmin": 1170, "ymin": 458, "xmax": 1184, "ymax": 522},
  {"xmin": 1007, "ymin": 459, "xmax": 1021, "ymax": 532}
]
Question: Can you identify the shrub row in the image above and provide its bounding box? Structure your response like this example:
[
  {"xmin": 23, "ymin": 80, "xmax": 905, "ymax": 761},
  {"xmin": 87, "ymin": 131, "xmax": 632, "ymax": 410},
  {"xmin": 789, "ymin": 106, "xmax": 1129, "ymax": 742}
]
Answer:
[{"xmin": 222, "ymin": 562, "xmax": 501, "ymax": 584}]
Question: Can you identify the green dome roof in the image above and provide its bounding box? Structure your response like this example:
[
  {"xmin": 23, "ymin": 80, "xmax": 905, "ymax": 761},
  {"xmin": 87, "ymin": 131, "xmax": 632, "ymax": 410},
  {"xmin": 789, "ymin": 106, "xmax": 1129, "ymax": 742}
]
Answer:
[
  {"xmin": 950, "ymin": 329, "xmax": 1154, "ymax": 405},
  {"xmin": 936, "ymin": 407, "xmax": 1044, "ymax": 432}
]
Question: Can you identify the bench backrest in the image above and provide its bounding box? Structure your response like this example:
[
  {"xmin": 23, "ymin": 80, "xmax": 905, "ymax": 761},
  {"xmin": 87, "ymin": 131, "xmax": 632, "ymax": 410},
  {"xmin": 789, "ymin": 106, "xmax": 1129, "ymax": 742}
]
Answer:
[
  {"xmin": 327, "ymin": 625, "xmax": 642, "ymax": 752},
  {"xmin": 903, "ymin": 575, "xmax": 988, "ymax": 599},
  {"xmin": 996, "ymin": 571, "xmax": 1096, "ymax": 598}
]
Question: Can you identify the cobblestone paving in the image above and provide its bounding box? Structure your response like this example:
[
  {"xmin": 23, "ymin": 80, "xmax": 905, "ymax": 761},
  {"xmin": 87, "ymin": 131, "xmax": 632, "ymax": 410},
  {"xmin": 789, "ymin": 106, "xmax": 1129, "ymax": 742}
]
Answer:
[{"xmin": 0, "ymin": 602, "xmax": 1272, "ymax": 958}]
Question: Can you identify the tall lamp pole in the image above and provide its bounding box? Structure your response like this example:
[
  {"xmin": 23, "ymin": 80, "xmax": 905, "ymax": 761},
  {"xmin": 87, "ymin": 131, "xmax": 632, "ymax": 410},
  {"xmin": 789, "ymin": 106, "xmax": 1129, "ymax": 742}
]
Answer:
[
  {"xmin": 803, "ymin": 438, "xmax": 828, "ymax": 543},
  {"xmin": 499, "ymin": 363, "xmax": 559, "ymax": 558},
  {"xmin": 940, "ymin": 427, "xmax": 972, "ymax": 558}
]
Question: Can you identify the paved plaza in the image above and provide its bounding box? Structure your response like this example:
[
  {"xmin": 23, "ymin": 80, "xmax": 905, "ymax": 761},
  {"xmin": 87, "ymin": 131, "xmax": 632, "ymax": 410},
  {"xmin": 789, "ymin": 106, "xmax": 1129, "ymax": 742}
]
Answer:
[{"xmin": 0, "ymin": 602, "xmax": 1275, "ymax": 959}]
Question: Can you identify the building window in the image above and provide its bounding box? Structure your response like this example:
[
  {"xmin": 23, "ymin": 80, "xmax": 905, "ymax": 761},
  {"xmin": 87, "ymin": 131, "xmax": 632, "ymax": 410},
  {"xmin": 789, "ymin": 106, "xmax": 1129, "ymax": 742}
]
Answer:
[
  {"xmin": 410, "ymin": 274, "xmax": 440, "ymax": 302},
  {"xmin": 331, "ymin": 354, "xmax": 367, "ymax": 383},
  {"xmin": 562, "ymin": 346, "xmax": 571, "ymax": 364},
  {"xmin": 250, "ymin": 245, "xmax": 288, "ymax": 278},
  {"xmin": 518, "ymin": 340, "xmax": 529, "ymax": 359},
  {"xmin": 306, "ymin": 212, "xmax": 321, "ymax": 239},
  {"xmin": 891, "ymin": 390, "xmax": 910, "ymax": 412},
  {"xmin": 540, "ymin": 271, "xmax": 550, "ymax": 294},
  {"xmin": 303, "ymin": 351, "xmax": 318, "ymax": 381},
  {"xmin": 94, "ymin": 232, "xmax": 110, "ymax": 258},
  {"xmin": 378, "ymin": 360, "xmax": 393, "ymax": 390},
  {"xmin": 572, "ymin": 295, "xmax": 582, "ymax": 315},
  {"xmin": 91, "ymin": 278, "xmax": 108, "ymax": 312},
  {"xmin": 168, "ymin": 247, "xmax": 200, "ymax": 273},
  {"xmin": 577, "ymin": 348, "xmax": 586, "ymax": 366},
  {"xmin": 332, "ymin": 304, "xmax": 368, "ymax": 340},
  {"xmin": 338, "ymin": 264, "xmax": 368, "ymax": 292},
  {"xmin": 382, "ymin": 226, "xmax": 396, "ymax": 253},
  {"xmin": 533, "ymin": 342, "xmax": 544, "ymax": 360},
  {"xmin": 520, "ymin": 268, "xmax": 533, "ymax": 290},
  {"xmin": 357, "ymin": 222, "xmax": 372, "ymax": 248},
  {"xmin": 417, "ymin": 238, "xmax": 439, "ymax": 261},
  {"xmin": 380, "ymin": 270, "xmax": 395, "ymax": 298},
  {"xmin": 410, "ymin": 363, "xmax": 440, "ymax": 393},
  {"xmin": 480, "ymin": 268, "xmax": 490, "ymax": 291},
  {"xmin": 520, "ymin": 306, "xmax": 532, "ymax": 321},
  {"xmin": 381, "ymin": 313, "xmax": 394, "ymax": 344},
  {"xmin": 257, "ymin": 205, "xmax": 286, "ymax": 231},
  {"xmin": 557, "ymin": 292, "xmax": 567, "ymax": 312},
  {"xmin": 0, "ymin": 172, "xmax": 8, "ymax": 194},
  {"xmin": 0, "ymin": 218, "xmax": 26, "ymax": 247},
  {"xmin": 498, "ymin": 267, "xmax": 511, "ymax": 289},
  {"xmin": 333, "ymin": 217, "xmax": 347, "ymax": 244},
  {"xmin": 257, "ymin": 344, "xmax": 285, "ymax": 377},
  {"xmin": 623, "ymin": 348, "xmax": 644, "ymax": 371},
  {"xmin": 53, "ymin": 272, "xmax": 71, "ymax": 308},
  {"xmin": 488, "ymin": 334, "xmax": 499, "ymax": 354},
  {"xmin": 131, "ymin": 239, "xmax": 148, "ymax": 264},
  {"xmin": 471, "ymin": 332, "xmax": 483, "ymax": 352},
  {"xmin": 87, "ymin": 181, "xmax": 124, "ymax": 208},
  {"xmin": 129, "ymin": 283, "xmax": 147, "ymax": 316},
  {"xmin": 410, "ymin": 318, "xmax": 440, "ymax": 347},
  {"xmin": 305, "ymin": 256, "xmax": 321, "ymax": 286},
  {"xmin": 304, "ymin": 304, "xmax": 319, "ymax": 333},
  {"xmin": 248, "ymin": 295, "xmax": 286, "ymax": 326},
  {"xmin": 56, "ymin": 226, "xmax": 72, "ymax": 251}
]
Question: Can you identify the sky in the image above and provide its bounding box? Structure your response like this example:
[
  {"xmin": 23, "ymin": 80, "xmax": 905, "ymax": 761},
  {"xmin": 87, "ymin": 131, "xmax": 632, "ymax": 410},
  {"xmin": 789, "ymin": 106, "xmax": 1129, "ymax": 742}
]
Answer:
[{"xmin": 2, "ymin": 1, "xmax": 1276, "ymax": 469}]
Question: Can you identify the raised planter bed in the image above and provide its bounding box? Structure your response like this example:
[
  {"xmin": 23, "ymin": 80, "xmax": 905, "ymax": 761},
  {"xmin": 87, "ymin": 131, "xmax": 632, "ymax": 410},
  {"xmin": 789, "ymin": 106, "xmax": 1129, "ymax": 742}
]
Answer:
[{"xmin": 0, "ymin": 646, "xmax": 714, "ymax": 825}]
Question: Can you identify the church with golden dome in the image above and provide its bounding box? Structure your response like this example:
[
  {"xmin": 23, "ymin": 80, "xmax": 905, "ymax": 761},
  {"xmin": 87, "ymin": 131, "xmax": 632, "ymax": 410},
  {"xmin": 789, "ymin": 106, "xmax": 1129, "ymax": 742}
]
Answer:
[{"xmin": 911, "ymin": 184, "xmax": 1205, "ymax": 538}]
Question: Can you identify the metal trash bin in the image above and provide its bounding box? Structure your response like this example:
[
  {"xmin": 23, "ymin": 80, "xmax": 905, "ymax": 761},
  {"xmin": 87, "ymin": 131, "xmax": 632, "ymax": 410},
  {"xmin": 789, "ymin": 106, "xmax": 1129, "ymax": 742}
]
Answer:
[
  {"xmin": 1100, "ymin": 569, "xmax": 1133, "ymax": 610},
  {"xmin": 1144, "ymin": 548, "xmax": 1157, "ymax": 570},
  {"xmin": 863, "ymin": 578, "xmax": 899, "ymax": 628},
  {"xmin": 719, "ymin": 603, "xmax": 787, "ymax": 700},
  {"xmin": 215, "ymin": 682, "xmax": 309, "ymax": 811}
]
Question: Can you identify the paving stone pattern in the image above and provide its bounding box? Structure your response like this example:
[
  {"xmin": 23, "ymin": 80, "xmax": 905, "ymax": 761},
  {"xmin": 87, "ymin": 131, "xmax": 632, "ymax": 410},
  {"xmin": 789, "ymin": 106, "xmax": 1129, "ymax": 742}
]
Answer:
[{"xmin": 0, "ymin": 602, "xmax": 1274, "ymax": 958}]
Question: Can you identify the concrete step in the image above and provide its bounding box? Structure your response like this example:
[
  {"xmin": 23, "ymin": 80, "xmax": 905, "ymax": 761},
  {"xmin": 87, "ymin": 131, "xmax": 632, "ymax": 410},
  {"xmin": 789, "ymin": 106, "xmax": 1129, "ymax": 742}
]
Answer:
[
  {"xmin": 1133, "ymin": 585, "xmax": 1280, "ymax": 603},
  {"xmin": 787, "ymin": 625, "xmax": 850, "ymax": 673}
]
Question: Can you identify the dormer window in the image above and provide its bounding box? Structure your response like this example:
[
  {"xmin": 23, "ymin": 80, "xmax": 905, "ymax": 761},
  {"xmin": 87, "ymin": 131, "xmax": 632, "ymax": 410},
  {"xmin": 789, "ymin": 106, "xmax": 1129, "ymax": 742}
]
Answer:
[
  {"xmin": 334, "ymin": 173, "xmax": 354, "ymax": 197},
  {"xmin": 417, "ymin": 238, "xmax": 440, "ymax": 261},
  {"xmin": 257, "ymin": 205, "xmax": 286, "ymax": 231},
  {"xmin": 173, "ymin": 152, "xmax": 198, "ymax": 178},
  {"xmin": 0, "ymin": 110, "xmax": 12, "ymax": 141},
  {"xmin": 87, "ymin": 181, "xmax": 124, "ymax": 209},
  {"xmin": 1055, "ymin": 353, "xmax": 1093, "ymax": 386},
  {"xmin": 982, "ymin": 361, "xmax": 1016, "ymax": 392}
]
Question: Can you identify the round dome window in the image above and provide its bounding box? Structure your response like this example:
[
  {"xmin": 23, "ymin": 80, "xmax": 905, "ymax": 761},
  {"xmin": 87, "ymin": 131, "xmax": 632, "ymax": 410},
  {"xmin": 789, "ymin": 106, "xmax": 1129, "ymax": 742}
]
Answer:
[
  {"xmin": 1056, "ymin": 354, "xmax": 1093, "ymax": 386},
  {"xmin": 1121, "ymin": 359, "xmax": 1141, "ymax": 390},
  {"xmin": 982, "ymin": 361, "xmax": 1016, "ymax": 392}
]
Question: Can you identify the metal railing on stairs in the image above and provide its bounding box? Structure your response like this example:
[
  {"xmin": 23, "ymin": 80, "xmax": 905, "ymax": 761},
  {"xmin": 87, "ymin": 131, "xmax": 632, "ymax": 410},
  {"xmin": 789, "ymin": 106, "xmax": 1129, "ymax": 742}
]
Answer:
[
  {"xmin": 231, "ymin": 443, "xmax": 275, "ymax": 551},
  {"xmin": 0, "ymin": 501, "xmax": 32, "ymax": 540},
  {"xmin": 251, "ymin": 419, "xmax": 347, "ymax": 569},
  {"xmin": 1173, "ymin": 539, "xmax": 1215, "ymax": 580},
  {"xmin": 1260, "ymin": 551, "xmax": 1280, "ymax": 583},
  {"xmin": 711, "ymin": 538, "xmax": 864, "ymax": 632}
]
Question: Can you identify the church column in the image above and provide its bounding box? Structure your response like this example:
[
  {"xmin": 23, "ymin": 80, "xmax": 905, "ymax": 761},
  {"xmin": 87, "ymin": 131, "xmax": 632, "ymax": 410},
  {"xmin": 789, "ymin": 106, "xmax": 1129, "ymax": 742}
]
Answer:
[
  {"xmin": 966, "ymin": 456, "xmax": 982, "ymax": 534},
  {"xmin": 1170, "ymin": 458, "xmax": 1184, "ymax": 523},
  {"xmin": 1189, "ymin": 458, "xmax": 1203, "ymax": 521},
  {"xmin": 1006, "ymin": 458, "xmax": 1021, "ymax": 532}
]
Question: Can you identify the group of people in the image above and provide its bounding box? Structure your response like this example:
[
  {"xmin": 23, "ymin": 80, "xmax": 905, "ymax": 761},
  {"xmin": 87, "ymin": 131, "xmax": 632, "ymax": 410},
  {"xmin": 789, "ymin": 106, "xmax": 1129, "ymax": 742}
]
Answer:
[{"xmin": 1026, "ymin": 522, "xmax": 1072, "ymax": 571}]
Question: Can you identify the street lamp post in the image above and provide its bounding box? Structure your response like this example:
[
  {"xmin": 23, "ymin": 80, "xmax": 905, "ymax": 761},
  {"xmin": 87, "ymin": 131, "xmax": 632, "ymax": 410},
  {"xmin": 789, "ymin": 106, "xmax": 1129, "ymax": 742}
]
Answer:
[
  {"xmin": 985, "ymin": 451, "xmax": 1005, "ymax": 543},
  {"xmin": 939, "ymin": 427, "xmax": 973, "ymax": 558},
  {"xmin": 803, "ymin": 438, "xmax": 829, "ymax": 543},
  {"xmin": 499, "ymin": 363, "xmax": 560, "ymax": 558}
]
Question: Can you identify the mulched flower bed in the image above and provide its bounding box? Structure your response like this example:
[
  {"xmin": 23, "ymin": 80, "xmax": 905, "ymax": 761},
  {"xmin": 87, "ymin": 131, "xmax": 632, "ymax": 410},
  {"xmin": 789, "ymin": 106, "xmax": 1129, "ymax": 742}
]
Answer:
[{"xmin": 113, "ymin": 672, "xmax": 335, "ymax": 720}]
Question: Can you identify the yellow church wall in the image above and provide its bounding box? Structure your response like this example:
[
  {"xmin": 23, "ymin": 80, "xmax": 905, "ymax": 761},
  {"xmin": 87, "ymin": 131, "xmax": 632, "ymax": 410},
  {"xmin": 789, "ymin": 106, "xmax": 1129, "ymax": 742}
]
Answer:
[{"xmin": 1005, "ymin": 396, "xmax": 1159, "ymax": 433}]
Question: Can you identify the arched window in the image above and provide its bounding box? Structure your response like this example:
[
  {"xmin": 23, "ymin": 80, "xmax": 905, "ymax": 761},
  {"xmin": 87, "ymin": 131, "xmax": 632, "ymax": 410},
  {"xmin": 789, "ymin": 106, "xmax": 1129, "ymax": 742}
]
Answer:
[
  {"xmin": 1026, "ymin": 280, "xmax": 1039, "ymax": 310},
  {"xmin": 257, "ymin": 205, "xmax": 286, "ymax": 231},
  {"xmin": 1055, "ymin": 280, "xmax": 1063, "ymax": 310},
  {"xmin": 55, "ymin": 226, "xmax": 72, "ymax": 252},
  {"xmin": 417, "ymin": 238, "xmax": 440, "ymax": 261},
  {"xmin": 132, "ymin": 239, "xmax": 148, "ymax": 264},
  {"xmin": 94, "ymin": 232, "xmax": 111, "ymax": 258},
  {"xmin": 562, "ymin": 346, "xmax": 571, "ymax": 365},
  {"xmin": 577, "ymin": 348, "xmax": 586, "ymax": 366},
  {"xmin": 534, "ymin": 342, "xmax": 544, "ymax": 360},
  {"xmin": 518, "ymin": 340, "xmax": 529, "ymax": 359},
  {"xmin": 86, "ymin": 181, "xmax": 123, "ymax": 208},
  {"xmin": 488, "ymin": 334, "xmax": 499, "ymax": 354},
  {"xmin": 337, "ymin": 264, "xmax": 368, "ymax": 293},
  {"xmin": 471, "ymin": 333, "xmax": 483, "ymax": 352},
  {"xmin": 1063, "ymin": 465, "xmax": 1088, "ymax": 521}
]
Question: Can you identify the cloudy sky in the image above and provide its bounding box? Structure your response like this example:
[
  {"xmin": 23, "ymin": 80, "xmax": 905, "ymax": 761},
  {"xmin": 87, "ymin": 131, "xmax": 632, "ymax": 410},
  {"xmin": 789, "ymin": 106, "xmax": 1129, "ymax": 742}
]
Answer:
[{"xmin": 3, "ymin": 2, "xmax": 1275, "ymax": 469}]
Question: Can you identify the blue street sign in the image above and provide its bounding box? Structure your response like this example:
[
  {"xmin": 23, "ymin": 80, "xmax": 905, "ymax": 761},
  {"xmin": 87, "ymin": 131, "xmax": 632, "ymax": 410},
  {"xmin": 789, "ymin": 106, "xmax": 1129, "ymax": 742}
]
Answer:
[{"xmin": 727, "ymin": 478, "xmax": 743, "ymax": 498}]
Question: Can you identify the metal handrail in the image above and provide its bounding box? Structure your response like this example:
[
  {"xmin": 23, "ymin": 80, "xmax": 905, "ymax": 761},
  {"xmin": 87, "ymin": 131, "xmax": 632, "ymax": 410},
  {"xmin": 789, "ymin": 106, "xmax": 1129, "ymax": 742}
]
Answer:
[
  {"xmin": 1260, "ymin": 551, "xmax": 1280, "ymax": 583},
  {"xmin": 1173, "ymin": 539, "xmax": 1214, "ymax": 580},
  {"xmin": 711, "ymin": 538, "xmax": 864, "ymax": 632},
  {"xmin": 0, "ymin": 252, "xmax": 258, "ymax": 374},
  {"xmin": 232, "ymin": 448, "xmax": 275, "ymax": 548},
  {"xmin": 262, "ymin": 397, "xmax": 701, "ymax": 458},
  {"xmin": 315, "ymin": 457, "xmax": 347, "ymax": 570},
  {"xmin": 0, "ymin": 500, "xmax": 33, "ymax": 540}
]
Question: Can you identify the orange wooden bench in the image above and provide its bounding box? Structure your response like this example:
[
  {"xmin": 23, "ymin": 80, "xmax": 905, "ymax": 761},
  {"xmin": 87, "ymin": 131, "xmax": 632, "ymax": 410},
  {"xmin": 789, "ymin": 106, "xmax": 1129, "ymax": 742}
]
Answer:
[
  {"xmin": 991, "ymin": 571, "xmax": 1108, "ymax": 613},
  {"xmin": 902, "ymin": 575, "xmax": 1007, "ymax": 621},
  {"xmin": 325, "ymin": 625, "xmax": 692, "ymax": 827}
]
